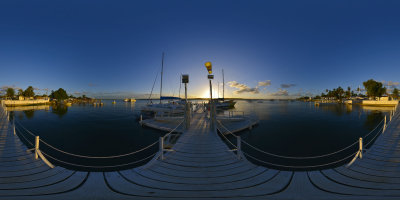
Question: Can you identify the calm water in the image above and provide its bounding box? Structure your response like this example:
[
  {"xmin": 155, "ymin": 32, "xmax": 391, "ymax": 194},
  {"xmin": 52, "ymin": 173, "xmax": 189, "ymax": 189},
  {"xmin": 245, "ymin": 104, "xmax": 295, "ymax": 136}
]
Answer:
[{"xmin": 9, "ymin": 100, "xmax": 390, "ymax": 171}]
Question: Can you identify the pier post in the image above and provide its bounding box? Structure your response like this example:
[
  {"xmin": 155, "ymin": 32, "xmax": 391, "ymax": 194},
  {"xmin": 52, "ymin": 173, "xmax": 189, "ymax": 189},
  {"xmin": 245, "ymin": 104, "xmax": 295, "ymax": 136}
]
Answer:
[
  {"xmin": 359, "ymin": 137, "xmax": 363, "ymax": 159},
  {"xmin": 13, "ymin": 122, "xmax": 16, "ymax": 135},
  {"xmin": 383, "ymin": 115, "xmax": 387, "ymax": 133},
  {"xmin": 35, "ymin": 136, "xmax": 40, "ymax": 160},
  {"xmin": 237, "ymin": 136, "xmax": 241, "ymax": 159},
  {"xmin": 159, "ymin": 137, "xmax": 164, "ymax": 160}
]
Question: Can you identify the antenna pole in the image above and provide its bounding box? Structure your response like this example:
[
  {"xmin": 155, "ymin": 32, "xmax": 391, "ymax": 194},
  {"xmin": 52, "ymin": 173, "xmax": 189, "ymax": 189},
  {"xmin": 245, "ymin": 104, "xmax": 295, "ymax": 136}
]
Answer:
[
  {"xmin": 160, "ymin": 52, "xmax": 164, "ymax": 104},
  {"xmin": 222, "ymin": 69, "xmax": 225, "ymax": 100}
]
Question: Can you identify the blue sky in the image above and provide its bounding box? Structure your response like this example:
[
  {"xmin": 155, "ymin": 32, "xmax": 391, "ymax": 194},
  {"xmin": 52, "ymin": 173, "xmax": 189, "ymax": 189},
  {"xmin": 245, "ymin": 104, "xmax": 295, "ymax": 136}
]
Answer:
[{"xmin": 1, "ymin": 0, "xmax": 400, "ymax": 98}]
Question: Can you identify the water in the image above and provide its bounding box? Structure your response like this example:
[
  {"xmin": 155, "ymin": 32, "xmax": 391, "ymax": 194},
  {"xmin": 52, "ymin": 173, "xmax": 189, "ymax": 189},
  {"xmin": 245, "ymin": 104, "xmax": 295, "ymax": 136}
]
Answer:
[
  {"xmin": 227, "ymin": 100, "xmax": 389, "ymax": 170},
  {"xmin": 9, "ymin": 99, "xmax": 391, "ymax": 171}
]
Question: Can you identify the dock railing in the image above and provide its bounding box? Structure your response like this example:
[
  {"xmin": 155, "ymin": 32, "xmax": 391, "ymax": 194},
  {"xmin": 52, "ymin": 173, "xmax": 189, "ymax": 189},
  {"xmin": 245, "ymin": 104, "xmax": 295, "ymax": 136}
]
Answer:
[
  {"xmin": 217, "ymin": 105, "xmax": 399, "ymax": 170},
  {"xmin": 11, "ymin": 114, "xmax": 184, "ymax": 170}
]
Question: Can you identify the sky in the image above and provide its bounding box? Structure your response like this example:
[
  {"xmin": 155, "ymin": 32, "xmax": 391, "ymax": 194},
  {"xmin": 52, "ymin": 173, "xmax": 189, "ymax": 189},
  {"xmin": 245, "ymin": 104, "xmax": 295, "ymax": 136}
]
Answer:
[{"xmin": 1, "ymin": 0, "xmax": 400, "ymax": 99}]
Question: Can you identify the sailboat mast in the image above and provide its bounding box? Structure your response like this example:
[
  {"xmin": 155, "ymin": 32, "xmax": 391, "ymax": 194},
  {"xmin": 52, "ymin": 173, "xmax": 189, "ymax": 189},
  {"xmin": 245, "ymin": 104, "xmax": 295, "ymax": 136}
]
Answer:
[
  {"xmin": 160, "ymin": 52, "xmax": 164, "ymax": 104},
  {"xmin": 222, "ymin": 69, "xmax": 225, "ymax": 100}
]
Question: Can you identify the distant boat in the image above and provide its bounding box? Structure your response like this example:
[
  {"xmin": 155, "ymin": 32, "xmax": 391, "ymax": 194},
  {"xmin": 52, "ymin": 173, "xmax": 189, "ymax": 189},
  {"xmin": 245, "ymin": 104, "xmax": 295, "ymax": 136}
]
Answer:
[
  {"xmin": 112, "ymin": 100, "xmax": 116, "ymax": 104},
  {"xmin": 124, "ymin": 98, "xmax": 136, "ymax": 102}
]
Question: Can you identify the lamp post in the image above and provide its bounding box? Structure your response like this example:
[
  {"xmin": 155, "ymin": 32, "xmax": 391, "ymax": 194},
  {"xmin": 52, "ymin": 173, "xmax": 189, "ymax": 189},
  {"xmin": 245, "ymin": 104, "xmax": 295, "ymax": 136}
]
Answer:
[
  {"xmin": 205, "ymin": 62, "xmax": 215, "ymax": 130},
  {"xmin": 182, "ymin": 74, "xmax": 190, "ymax": 129}
]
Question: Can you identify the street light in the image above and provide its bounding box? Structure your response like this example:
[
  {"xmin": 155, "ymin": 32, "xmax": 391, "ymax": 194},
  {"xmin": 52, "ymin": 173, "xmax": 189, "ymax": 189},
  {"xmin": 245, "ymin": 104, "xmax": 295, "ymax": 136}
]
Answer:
[
  {"xmin": 205, "ymin": 61, "xmax": 215, "ymax": 131},
  {"xmin": 204, "ymin": 62, "xmax": 214, "ymax": 100}
]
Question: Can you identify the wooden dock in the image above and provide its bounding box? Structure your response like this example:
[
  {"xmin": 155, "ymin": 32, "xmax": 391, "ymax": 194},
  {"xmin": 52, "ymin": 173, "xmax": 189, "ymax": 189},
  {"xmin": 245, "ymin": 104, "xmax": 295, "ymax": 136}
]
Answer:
[{"xmin": 1, "ymin": 104, "xmax": 400, "ymax": 199}]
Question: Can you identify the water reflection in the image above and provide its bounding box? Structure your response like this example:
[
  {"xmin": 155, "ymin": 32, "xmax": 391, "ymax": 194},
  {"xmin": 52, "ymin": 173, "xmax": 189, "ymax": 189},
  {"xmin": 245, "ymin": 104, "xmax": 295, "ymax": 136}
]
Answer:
[
  {"xmin": 52, "ymin": 105, "xmax": 68, "ymax": 117},
  {"xmin": 5, "ymin": 105, "xmax": 50, "ymax": 112},
  {"xmin": 317, "ymin": 104, "xmax": 352, "ymax": 116},
  {"xmin": 23, "ymin": 110, "xmax": 35, "ymax": 119},
  {"xmin": 364, "ymin": 111, "xmax": 383, "ymax": 130}
]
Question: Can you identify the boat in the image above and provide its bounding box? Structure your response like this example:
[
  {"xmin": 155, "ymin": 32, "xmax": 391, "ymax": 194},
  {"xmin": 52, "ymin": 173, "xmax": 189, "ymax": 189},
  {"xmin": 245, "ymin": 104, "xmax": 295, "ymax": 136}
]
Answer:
[
  {"xmin": 140, "ymin": 53, "xmax": 185, "ymax": 118},
  {"xmin": 112, "ymin": 100, "xmax": 116, "ymax": 104},
  {"xmin": 124, "ymin": 98, "xmax": 136, "ymax": 102},
  {"xmin": 214, "ymin": 69, "xmax": 236, "ymax": 109}
]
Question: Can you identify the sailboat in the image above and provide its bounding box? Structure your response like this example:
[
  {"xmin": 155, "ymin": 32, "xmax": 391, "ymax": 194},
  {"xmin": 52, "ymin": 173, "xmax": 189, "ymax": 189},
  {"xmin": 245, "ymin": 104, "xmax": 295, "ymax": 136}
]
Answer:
[
  {"xmin": 140, "ymin": 53, "xmax": 185, "ymax": 117},
  {"xmin": 215, "ymin": 69, "xmax": 236, "ymax": 109}
]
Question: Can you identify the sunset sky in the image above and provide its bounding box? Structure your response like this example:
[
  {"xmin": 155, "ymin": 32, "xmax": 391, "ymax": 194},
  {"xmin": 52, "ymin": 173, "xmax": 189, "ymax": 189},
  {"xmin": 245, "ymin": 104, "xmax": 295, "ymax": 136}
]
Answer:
[{"xmin": 1, "ymin": 0, "xmax": 400, "ymax": 99}]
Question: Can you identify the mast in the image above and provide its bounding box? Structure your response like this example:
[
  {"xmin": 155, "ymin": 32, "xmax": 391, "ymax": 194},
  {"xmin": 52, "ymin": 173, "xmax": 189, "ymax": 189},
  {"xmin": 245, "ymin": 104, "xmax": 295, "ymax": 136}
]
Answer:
[
  {"xmin": 179, "ymin": 74, "xmax": 182, "ymax": 99},
  {"xmin": 222, "ymin": 69, "xmax": 225, "ymax": 100},
  {"xmin": 160, "ymin": 52, "xmax": 164, "ymax": 104}
]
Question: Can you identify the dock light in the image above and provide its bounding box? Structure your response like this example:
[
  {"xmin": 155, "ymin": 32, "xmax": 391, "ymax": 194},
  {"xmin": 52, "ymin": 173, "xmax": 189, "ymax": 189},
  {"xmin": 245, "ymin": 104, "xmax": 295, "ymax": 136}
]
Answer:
[{"xmin": 205, "ymin": 62, "xmax": 212, "ymax": 74}]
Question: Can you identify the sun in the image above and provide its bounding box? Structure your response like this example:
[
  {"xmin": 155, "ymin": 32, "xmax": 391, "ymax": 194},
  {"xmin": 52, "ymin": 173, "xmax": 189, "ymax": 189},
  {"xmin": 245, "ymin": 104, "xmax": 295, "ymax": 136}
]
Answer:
[{"xmin": 201, "ymin": 89, "xmax": 210, "ymax": 99}]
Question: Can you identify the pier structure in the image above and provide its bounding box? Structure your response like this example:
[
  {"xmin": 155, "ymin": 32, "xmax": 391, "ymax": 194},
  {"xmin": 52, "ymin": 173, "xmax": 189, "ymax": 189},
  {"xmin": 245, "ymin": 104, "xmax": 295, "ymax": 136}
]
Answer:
[{"xmin": 1, "ymin": 101, "xmax": 400, "ymax": 199}]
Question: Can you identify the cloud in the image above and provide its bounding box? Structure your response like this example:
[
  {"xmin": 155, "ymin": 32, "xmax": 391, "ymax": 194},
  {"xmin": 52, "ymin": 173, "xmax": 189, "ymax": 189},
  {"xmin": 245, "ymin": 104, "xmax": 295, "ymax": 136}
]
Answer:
[
  {"xmin": 88, "ymin": 83, "xmax": 98, "ymax": 87},
  {"xmin": 228, "ymin": 81, "xmax": 260, "ymax": 94},
  {"xmin": 258, "ymin": 80, "xmax": 271, "ymax": 87},
  {"xmin": 270, "ymin": 89, "xmax": 289, "ymax": 96},
  {"xmin": 280, "ymin": 84, "xmax": 296, "ymax": 88},
  {"xmin": 382, "ymin": 81, "xmax": 400, "ymax": 88}
]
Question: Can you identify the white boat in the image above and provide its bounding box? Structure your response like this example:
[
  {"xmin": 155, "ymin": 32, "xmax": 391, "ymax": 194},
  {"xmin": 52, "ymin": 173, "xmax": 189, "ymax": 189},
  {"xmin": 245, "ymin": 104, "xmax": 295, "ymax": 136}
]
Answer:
[
  {"xmin": 214, "ymin": 69, "xmax": 236, "ymax": 109},
  {"xmin": 141, "ymin": 53, "xmax": 185, "ymax": 117}
]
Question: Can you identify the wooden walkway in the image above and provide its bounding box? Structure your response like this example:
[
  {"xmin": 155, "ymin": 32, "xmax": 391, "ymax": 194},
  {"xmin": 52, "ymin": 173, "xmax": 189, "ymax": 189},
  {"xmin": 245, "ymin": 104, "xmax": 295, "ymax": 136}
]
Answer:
[{"xmin": 1, "ymin": 107, "xmax": 400, "ymax": 199}]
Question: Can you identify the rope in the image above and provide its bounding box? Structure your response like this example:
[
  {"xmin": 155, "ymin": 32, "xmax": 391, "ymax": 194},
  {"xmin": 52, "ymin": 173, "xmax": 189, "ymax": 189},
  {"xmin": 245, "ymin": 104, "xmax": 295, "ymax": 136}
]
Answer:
[
  {"xmin": 163, "ymin": 120, "xmax": 184, "ymax": 138},
  {"xmin": 217, "ymin": 115, "xmax": 386, "ymax": 159},
  {"xmin": 363, "ymin": 118, "xmax": 384, "ymax": 139},
  {"xmin": 365, "ymin": 126, "xmax": 385, "ymax": 147},
  {"xmin": 14, "ymin": 119, "xmax": 183, "ymax": 159},
  {"xmin": 217, "ymin": 127, "xmax": 237, "ymax": 148},
  {"xmin": 242, "ymin": 151, "xmax": 358, "ymax": 169},
  {"xmin": 14, "ymin": 126, "xmax": 33, "ymax": 146},
  {"xmin": 41, "ymin": 151, "xmax": 157, "ymax": 168},
  {"xmin": 40, "ymin": 139, "xmax": 158, "ymax": 159},
  {"xmin": 14, "ymin": 121, "xmax": 36, "ymax": 137}
]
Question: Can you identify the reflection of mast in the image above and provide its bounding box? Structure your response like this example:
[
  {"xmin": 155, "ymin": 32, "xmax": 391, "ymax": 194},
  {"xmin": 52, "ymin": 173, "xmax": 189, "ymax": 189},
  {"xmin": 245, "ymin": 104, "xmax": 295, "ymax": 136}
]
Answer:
[{"xmin": 160, "ymin": 52, "xmax": 164, "ymax": 104}]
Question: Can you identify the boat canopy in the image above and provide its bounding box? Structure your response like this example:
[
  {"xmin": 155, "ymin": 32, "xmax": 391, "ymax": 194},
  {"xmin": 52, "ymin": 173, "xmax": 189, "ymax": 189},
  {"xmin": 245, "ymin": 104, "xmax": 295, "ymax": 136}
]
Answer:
[{"xmin": 160, "ymin": 96, "xmax": 181, "ymax": 100}]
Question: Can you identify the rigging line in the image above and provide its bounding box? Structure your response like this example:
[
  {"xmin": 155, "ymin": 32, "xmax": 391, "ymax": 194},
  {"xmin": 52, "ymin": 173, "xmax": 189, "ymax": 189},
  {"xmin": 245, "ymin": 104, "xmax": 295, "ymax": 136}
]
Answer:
[{"xmin": 148, "ymin": 72, "xmax": 159, "ymax": 104}]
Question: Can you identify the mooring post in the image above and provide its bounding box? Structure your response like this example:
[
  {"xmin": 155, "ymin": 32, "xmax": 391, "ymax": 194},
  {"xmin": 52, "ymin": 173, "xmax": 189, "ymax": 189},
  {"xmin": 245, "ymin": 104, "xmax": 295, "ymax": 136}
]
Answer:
[
  {"xmin": 35, "ymin": 136, "xmax": 40, "ymax": 160},
  {"xmin": 159, "ymin": 137, "xmax": 164, "ymax": 160},
  {"xmin": 237, "ymin": 136, "xmax": 242, "ymax": 159},
  {"xmin": 359, "ymin": 137, "xmax": 363, "ymax": 159},
  {"xmin": 383, "ymin": 115, "xmax": 387, "ymax": 133}
]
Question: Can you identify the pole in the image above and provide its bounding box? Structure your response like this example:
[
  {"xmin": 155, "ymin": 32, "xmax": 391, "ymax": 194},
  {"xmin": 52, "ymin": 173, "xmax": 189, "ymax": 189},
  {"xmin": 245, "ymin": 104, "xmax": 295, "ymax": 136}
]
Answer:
[
  {"xmin": 160, "ymin": 52, "xmax": 164, "ymax": 104},
  {"xmin": 359, "ymin": 137, "xmax": 363, "ymax": 159},
  {"xmin": 185, "ymin": 83, "xmax": 189, "ymax": 129},
  {"xmin": 237, "ymin": 136, "xmax": 241, "ymax": 159},
  {"xmin": 35, "ymin": 136, "xmax": 40, "ymax": 160},
  {"xmin": 209, "ymin": 80, "xmax": 213, "ymax": 100},
  {"xmin": 159, "ymin": 137, "xmax": 164, "ymax": 160},
  {"xmin": 222, "ymin": 69, "xmax": 225, "ymax": 100},
  {"xmin": 383, "ymin": 115, "xmax": 387, "ymax": 133}
]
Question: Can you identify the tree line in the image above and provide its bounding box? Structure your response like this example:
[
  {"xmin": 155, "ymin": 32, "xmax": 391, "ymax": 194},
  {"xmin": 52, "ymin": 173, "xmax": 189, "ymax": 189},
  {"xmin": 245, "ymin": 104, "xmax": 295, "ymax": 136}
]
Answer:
[
  {"xmin": 318, "ymin": 79, "xmax": 398, "ymax": 100},
  {"xmin": 3, "ymin": 87, "xmax": 89, "ymax": 101}
]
